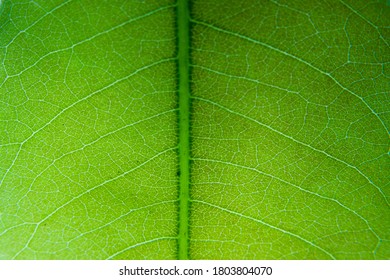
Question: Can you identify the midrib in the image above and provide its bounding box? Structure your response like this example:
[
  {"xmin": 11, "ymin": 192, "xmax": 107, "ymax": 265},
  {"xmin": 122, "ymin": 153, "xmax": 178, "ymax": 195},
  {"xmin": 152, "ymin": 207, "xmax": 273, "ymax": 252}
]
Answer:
[{"xmin": 177, "ymin": 0, "xmax": 191, "ymax": 260}]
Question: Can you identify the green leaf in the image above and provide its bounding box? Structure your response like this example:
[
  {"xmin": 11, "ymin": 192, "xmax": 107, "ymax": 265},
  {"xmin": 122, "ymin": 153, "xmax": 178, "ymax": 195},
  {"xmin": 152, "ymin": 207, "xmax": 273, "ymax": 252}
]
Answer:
[{"xmin": 0, "ymin": 0, "xmax": 389, "ymax": 259}]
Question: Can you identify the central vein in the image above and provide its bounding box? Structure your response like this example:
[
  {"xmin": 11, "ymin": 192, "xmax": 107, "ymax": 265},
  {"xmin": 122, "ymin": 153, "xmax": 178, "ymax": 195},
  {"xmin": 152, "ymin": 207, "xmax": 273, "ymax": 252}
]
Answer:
[{"xmin": 177, "ymin": 0, "xmax": 191, "ymax": 260}]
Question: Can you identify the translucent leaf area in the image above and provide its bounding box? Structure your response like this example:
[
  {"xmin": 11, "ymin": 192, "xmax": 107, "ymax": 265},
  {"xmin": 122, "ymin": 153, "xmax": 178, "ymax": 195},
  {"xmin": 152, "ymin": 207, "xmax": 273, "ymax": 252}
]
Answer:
[{"xmin": 0, "ymin": 0, "xmax": 389, "ymax": 259}]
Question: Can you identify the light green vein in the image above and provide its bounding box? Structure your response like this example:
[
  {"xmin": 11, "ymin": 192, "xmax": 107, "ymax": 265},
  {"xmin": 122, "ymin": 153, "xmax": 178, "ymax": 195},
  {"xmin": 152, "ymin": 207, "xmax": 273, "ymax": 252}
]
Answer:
[
  {"xmin": 0, "ymin": 4, "xmax": 175, "ymax": 84},
  {"xmin": 192, "ymin": 95, "xmax": 388, "ymax": 205},
  {"xmin": 0, "ymin": 57, "xmax": 175, "ymax": 189},
  {"xmin": 192, "ymin": 156, "xmax": 381, "ymax": 251},
  {"xmin": 106, "ymin": 237, "xmax": 177, "ymax": 260},
  {"xmin": 192, "ymin": 64, "xmax": 310, "ymax": 103},
  {"xmin": 15, "ymin": 108, "xmax": 178, "ymax": 206},
  {"xmin": 4, "ymin": 0, "xmax": 73, "ymax": 48},
  {"xmin": 12, "ymin": 147, "xmax": 176, "ymax": 259},
  {"xmin": 193, "ymin": 199, "xmax": 336, "ymax": 259},
  {"xmin": 338, "ymin": 0, "xmax": 389, "ymax": 48},
  {"xmin": 67, "ymin": 200, "xmax": 178, "ymax": 245},
  {"xmin": 190, "ymin": 18, "xmax": 389, "ymax": 135}
]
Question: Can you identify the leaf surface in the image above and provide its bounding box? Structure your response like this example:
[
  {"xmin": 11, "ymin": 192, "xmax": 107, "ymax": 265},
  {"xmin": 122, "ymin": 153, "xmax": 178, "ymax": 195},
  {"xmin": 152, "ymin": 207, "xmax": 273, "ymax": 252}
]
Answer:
[{"xmin": 0, "ymin": 0, "xmax": 389, "ymax": 259}]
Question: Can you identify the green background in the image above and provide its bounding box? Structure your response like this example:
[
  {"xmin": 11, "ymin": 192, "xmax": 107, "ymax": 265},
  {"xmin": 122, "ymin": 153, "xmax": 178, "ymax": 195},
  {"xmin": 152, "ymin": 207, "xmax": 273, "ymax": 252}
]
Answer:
[{"xmin": 0, "ymin": 0, "xmax": 389, "ymax": 259}]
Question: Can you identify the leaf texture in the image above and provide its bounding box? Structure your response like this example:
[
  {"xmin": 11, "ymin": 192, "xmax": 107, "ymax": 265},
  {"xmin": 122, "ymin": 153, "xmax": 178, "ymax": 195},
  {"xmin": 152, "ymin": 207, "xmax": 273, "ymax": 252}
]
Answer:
[{"xmin": 0, "ymin": 0, "xmax": 389, "ymax": 259}]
